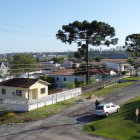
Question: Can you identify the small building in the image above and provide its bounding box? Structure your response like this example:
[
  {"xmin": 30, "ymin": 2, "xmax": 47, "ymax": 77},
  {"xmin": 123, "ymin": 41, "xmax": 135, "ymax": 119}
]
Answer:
[
  {"xmin": 61, "ymin": 59, "xmax": 82, "ymax": 68},
  {"xmin": 102, "ymin": 59, "xmax": 132, "ymax": 73},
  {"xmin": 50, "ymin": 69, "xmax": 113, "ymax": 88},
  {"xmin": 50, "ymin": 69, "xmax": 86, "ymax": 88},
  {"xmin": 0, "ymin": 78, "xmax": 49, "ymax": 100}
]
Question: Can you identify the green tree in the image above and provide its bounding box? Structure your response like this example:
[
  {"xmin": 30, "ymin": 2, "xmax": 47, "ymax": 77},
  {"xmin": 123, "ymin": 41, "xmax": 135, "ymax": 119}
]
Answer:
[
  {"xmin": 39, "ymin": 75, "xmax": 56, "ymax": 90},
  {"xmin": 56, "ymin": 20, "xmax": 118, "ymax": 84},
  {"xmin": 124, "ymin": 34, "xmax": 140, "ymax": 76},
  {"xmin": 94, "ymin": 57, "xmax": 101, "ymax": 62},
  {"xmin": 9, "ymin": 54, "xmax": 37, "ymax": 76},
  {"xmin": 125, "ymin": 34, "xmax": 140, "ymax": 53},
  {"xmin": 52, "ymin": 57, "xmax": 64, "ymax": 64}
]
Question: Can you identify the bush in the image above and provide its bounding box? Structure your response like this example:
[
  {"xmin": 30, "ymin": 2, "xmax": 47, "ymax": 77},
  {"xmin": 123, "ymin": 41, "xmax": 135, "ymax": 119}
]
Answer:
[
  {"xmin": 4, "ymin": 112, "xmax": 16, "ymax": 118},
  {"xmin": 64, "ymin": 82, "xmax": 76, "ymax": 89},
  {"xmin": 121, "ymin": 71, "xmax": 127, "ymax": 75}
]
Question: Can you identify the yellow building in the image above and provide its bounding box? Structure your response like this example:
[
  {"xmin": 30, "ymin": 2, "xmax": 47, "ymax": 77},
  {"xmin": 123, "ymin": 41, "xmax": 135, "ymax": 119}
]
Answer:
[{"xmin": 0, "ymin": 78, "xmax": 49, "ymax": 100}]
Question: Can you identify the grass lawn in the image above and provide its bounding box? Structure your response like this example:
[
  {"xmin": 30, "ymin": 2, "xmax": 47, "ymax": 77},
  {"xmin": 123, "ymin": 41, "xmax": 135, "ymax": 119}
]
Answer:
[
  {"xmin": 0, "ymin": 97, "xmax": 80, "ymax": 125},
  {"xmin": 0, "ymin": 76, "xmax": 139, "ymax": 125},
  {"xmin": 124, "ymin": 76, "xmax": 140, "ymax": 81},
  {"xmin": 82, "ymin": 81, "xmax": 133, "ymax": 98},
  {"xmin": 83, "ymin": 96, "xmax": 140, "ymax": 140}
]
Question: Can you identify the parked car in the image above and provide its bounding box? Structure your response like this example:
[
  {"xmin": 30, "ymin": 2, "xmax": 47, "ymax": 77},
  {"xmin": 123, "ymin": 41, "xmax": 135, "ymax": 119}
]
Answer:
[{"xmin": 95, "ymin": 103, "xmax": 120, "ymax": 117}]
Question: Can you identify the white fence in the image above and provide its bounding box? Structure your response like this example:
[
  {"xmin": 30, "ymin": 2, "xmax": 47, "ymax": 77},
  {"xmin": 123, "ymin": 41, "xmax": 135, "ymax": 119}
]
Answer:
[{"xmin": 0, "ymin": 88, "xmax": 82, "ymax": 111}]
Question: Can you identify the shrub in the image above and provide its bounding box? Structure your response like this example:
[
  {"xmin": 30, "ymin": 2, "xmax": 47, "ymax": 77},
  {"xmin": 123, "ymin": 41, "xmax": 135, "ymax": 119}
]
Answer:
[
  {"xmin": 64, "ymin": 82, "xmax": 76, "ymax": 89},
  {"xmin": 121, "ymin": 71, "xmax": 127, "ymax": 75},
  {"xmin": 4, "ymin": 112, "xmax": 16, "ymax": 118}
]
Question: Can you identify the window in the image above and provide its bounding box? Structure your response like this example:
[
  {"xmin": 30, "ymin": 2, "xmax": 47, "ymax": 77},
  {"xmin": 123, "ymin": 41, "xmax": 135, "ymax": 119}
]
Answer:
[
  {"xmin": 2, "ymin": 89, "xmax": 6, "ymax": 94},
  {"xmin": 41, "ymin": 88, "xmax": 45, "ymax": 94},
  {"xmin": 57, "ymin": 77, "xmax": 59, "ymax": 81},
  {"xmin": 0, "ymin": 99, "xmax": 3, "ymax": 104},
  {"xmin": 106, "ymin": 105, "xmax": 110, "ymax": 108},
  {"xmin": 16, "ymin": 90, "xmax": 22, "ymax": 96},
  {"xmin": 64, "ymin": 77, "xmax": 66, "ymax": 81}
]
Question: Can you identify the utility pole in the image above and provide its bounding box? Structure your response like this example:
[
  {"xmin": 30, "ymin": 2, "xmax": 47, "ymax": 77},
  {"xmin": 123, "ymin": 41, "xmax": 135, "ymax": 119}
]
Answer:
[
  {"xmin": 86, "ymin": 39, "xmax": 89, "ymax": 85},
  {"xmin": 27, "ymin": 72, "xmax": 30, "ymax": 100}
]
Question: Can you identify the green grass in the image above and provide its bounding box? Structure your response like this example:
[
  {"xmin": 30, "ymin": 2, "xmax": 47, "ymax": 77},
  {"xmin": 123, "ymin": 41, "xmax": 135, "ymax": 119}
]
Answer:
[
  {"xmin": 0, "ymin": 98, "xmax": 79, "ymax": 124},
  {"xmin": 82, "ymin": 81, "xmax": 133, "ymax": 98},
  {"xmin": 83, "ymin": 96, "xmax": 140, "ymax": 140},
  {"xmin": 0, "ymin": 76, "xmax": 138, "ymax": 125},
  {"xmin": 124, "ymin": 76, "xmax": 140, "ymax": 81}
]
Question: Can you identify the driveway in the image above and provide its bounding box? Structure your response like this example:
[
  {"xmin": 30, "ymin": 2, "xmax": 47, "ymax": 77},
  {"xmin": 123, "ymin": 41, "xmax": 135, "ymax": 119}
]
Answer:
[{"xmin": 0, "ymin": 80, "xmax": 140, "ymax": 140}]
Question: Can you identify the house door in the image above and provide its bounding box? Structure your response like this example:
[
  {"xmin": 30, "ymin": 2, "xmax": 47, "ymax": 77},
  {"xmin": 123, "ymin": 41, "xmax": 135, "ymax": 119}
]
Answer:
[{"xmin": 31, "ymin": 89, "xmax": 38, "ymax": 99}]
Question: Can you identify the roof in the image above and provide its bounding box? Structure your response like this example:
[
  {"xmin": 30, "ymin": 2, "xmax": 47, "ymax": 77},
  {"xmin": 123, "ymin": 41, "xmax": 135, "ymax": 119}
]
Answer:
[
  {"xmin": 0, "ymin": 78, "xmax": 38, "ymax": 88},
  {"xmin": 50, "ymin": 69, "xmax": 75, "ymax": 75},
  {"xmin": 89, "ymin": 69, "xmax": 116, "ymax": 75},
  {"xmin": 68, "ymin": 59, "xmax": 82, "ymax": 63},
  {"xmin": 108, "ymin": 53, "xmax": 130, "ymax": 59},
  {"xmin": 101, "ymin": 59, "xmax": 128, "ymax": 64}
]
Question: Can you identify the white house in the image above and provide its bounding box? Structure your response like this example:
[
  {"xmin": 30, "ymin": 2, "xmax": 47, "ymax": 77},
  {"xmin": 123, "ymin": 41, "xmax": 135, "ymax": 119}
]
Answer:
[
  {"xmin": 49, "ymin": 68, "xmax": 115, "ymax": 88},
  {"xmin": 50, "ymin": 69, "xmax": 85, "ymax": 88},
  {"xmin": 19, "ymin": 70, "xmax": 43, "ymax": 79},
  {"xmin": 61, "ymin": 59, "xmax": 82, "ymax": 68},
  {"xmin": 102, "ymin": 59, "xmax": 132, "ymax": 73}
]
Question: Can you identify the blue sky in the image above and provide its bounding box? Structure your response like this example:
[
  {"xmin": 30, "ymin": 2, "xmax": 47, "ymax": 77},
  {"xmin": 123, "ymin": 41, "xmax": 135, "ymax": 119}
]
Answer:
[{"xmin": 0, "ymin": 0, "xmax": 140, "ymax": 53}]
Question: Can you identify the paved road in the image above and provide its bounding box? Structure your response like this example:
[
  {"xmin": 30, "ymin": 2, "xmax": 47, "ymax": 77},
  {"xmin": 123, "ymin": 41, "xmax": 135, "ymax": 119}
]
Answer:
[{"xmin": 0, "ymin": 80, "xmax": 140, "ymax": 140}]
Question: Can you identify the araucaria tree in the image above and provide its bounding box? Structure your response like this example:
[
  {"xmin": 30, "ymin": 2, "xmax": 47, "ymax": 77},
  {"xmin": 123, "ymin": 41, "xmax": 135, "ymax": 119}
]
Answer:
[
  {"xmin": 124, "ymin": 34, "xmax": 140, "ymax": 76},
  {"xmin": 56, "ymin": 20, "xmax": 118, "ymax": 84}
]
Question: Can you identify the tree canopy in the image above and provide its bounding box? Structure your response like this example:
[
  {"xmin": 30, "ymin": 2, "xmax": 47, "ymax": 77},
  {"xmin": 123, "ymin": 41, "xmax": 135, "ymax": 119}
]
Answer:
[
  {"xmin": 125, "ymin": 34, "xmax": 140, "ymax": 54},
  {"xmin": 124, "ymin": 34, "xmax": 140, "ymax": 76},
  {"xmin": 39, "ymin": 75, "xmax": 56, "ymax": 90},
  {"xmin": 56, "ymin": 20, "xmax": 118, "ymax": 83},
  {"xmin": 56, "ymin": 20, "xmax": 118, "ymax": 47},
  {"xmin": 9, "ymin": 54, "xmax": 37, "ymax": 75}
]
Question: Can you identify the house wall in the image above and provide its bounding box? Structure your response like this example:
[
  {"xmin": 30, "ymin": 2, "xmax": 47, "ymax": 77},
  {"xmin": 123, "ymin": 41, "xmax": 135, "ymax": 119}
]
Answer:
[
  {"xmin": 104, "ymin": 62, "xmax": 131, "ymax": 72},
  {"xmin": 0, "ymin": 81, "xmax": 49, "ymax": 100},
  {"xmin": 61, "ymin": 60, "xmax": 73, "ymax": 68},
  {"xmin": 104, "ymin": 62, "xmax": 121, "ymax": 71},
  {"xmin": 52, "ymin": 75, "xmax": 86, "ymax": 88},
  {"xmin": 0, "ymin": 86, "xmax": 27, "ymax": 99},
  {"xmin": 29, "ymin": 81, "xmax": 48, "ymax": 99}
]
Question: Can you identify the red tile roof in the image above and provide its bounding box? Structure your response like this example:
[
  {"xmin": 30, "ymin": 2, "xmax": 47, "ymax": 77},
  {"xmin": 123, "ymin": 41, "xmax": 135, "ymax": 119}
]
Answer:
[
  {"xmin": 0, "ymin": 78, "xmax": 38, "ymax": 88},
  {"xmin": 89, "ymin": 69, "xmax": 107, "ymax": 74},
  {"xmin": 89, "ymin": 69, "xmax": 116, "ymax": 75},
  {"xmin": 50, "ymin": 69, "xmax": 75, "ymax": 75}
]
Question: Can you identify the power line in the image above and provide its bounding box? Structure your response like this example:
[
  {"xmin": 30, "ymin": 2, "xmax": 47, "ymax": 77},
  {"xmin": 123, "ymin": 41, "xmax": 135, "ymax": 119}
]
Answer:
[
  {"xmin": 0, "ymin": 22, "xmax": 55, "ymax": 33},
  {"xmin": 0, "ymin": 28, "xmax": 54, "ymax": 37}
]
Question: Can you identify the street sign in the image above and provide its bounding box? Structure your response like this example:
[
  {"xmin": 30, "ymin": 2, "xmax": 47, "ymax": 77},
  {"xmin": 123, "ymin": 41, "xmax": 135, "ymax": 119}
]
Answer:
[{"xmin": 136, "ymin": 108, "xmax": 139, "ymax": 116}]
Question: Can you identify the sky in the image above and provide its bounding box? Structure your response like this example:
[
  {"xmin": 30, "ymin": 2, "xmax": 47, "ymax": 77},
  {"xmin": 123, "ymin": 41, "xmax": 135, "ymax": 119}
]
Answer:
[{"xmin": 0, "ymin": 0, "xmax": 140, "ymax": 53}]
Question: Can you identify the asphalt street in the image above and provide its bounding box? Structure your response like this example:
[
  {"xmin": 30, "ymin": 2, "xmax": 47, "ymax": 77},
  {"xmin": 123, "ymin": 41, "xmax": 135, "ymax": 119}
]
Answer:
[{"xmin": 0, "ymin": 80, "xmax": 140, "ymax": 140}]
